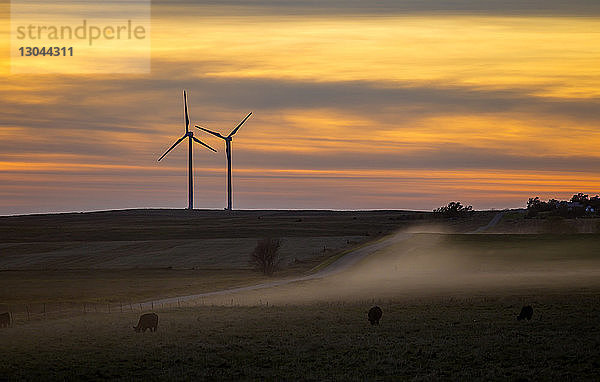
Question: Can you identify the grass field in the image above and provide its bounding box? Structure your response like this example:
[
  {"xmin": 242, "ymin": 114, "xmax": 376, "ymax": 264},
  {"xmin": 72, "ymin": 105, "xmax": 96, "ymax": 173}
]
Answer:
[
  {"xmin": 2, "ymin": 290, "xmax": 600, "ymax": 380},
  {"xmin": 171, "ymin": 232, "xmax": 600, "ymax": 307},
  {"xmin": 359, "ymin": 233, "xmax": 600, "ymax": 272},
  {"xmin": 0, "ymin": 209, "xmax": 495, "ymax": 305},
  {"xmin": 0, "ymin": 209, "xmax": 439, "ymax": 272},
  {"xmin": 0, "ymin": 269, "xmax": 272, "ymax": 305},
  {"xmin": 0, "ymin": 209, "xmax": 442, "ymax": 243},
  {"xmin": 2, "ymin": 209, "xmax": 599, "ymax": 380},
  {"xmin": 491, "ymin": 210, "xmax": 600, "ymax": 234}
]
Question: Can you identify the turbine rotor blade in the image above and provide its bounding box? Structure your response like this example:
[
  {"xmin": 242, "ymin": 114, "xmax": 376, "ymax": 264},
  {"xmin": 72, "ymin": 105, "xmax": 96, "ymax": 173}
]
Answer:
[
  {"xmin": 184, "ymin": 90, "xmax": 190, "ymax": 132},
  {"xmin": 192, "ymin": 136, "xmax": 217, "ymax": 152},
  {"xmin": 157, "ymin": 135, "xmax": 187, "ymax": 161},
  {"xmin": 195, "ymin": 125, "xmax": 226, "ymax": 139},
  {"xmin": 228, "ymin": 112, "xmax": 252, "ymax": 137}
]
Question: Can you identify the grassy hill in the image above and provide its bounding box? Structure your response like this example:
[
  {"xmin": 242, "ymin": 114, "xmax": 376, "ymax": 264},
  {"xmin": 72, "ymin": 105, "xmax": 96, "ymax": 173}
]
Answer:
[
  {"xmin": 2, "ymin": 210, "xmax": 600, "ymax": 380},
  {"xmin": 0, "ymin": 208, "xmax": 501, "ymax": 271},
  {"xmin": 0, "ymin": 209, "xmax": 441, "ymax": 304}
]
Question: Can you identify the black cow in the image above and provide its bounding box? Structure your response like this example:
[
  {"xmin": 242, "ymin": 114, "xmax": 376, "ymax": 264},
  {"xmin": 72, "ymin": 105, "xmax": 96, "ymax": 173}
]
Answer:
[
  {"xmin": 517, "ymin": 306, "xmax": 533, "ymax": 321},
  {"xmin": 0, "ymin": 312, "xmax": 11, "ymax": 328},
  {"xmin": 368, "ymin": 306, "xmax": 383, "ymax": 325},
  {"xmin": 133, "ymin": 313, "xmax": 158, "ymax": 332}
]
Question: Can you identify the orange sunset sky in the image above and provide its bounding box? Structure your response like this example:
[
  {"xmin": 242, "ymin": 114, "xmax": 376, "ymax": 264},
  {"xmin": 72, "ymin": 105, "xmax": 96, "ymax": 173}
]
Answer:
[{"xmin": 1, "ymin": 1, "xmax": 600, "ymax": 214}]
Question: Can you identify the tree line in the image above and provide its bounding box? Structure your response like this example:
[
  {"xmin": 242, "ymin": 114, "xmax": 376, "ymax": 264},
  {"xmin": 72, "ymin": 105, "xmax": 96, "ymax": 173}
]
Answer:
[{"xmin": 526, "ymin": 193, "xmax": 599, "ymax": 218}]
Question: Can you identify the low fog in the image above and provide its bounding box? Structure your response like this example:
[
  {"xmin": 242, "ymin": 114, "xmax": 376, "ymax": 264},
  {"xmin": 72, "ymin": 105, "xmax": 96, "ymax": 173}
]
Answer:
[{"xmin": 190, "ymin": 226, "xmax": 600, "ymax": 306}]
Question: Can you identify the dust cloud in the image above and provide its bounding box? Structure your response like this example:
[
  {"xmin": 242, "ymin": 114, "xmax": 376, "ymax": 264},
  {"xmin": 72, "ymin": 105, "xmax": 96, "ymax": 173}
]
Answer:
[{"xmin": 192, "ymin": 226, "xmax": 600, "ymax": 306}]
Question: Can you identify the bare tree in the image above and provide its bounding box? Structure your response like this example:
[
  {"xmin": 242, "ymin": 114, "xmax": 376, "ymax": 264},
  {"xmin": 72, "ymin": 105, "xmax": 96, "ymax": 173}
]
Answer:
[{"xmin": 250, "ymin": 238, "xmax": 282, "ymax": 276}]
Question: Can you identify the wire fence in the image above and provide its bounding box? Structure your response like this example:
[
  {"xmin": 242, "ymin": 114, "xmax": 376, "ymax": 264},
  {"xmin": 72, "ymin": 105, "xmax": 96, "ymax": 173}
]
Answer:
[
  {"xmin": 0, "ymin": 298, "xmax": 198, "ymax": 325},
  {"xmin": 0, "ymin": 296, "xmax": 382, "ymax": 326}
]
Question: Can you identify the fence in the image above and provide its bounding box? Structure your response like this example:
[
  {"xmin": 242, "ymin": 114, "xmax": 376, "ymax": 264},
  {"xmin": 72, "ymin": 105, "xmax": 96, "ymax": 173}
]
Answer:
[
  {"xmin": 0, "ymin": 298, "xmax": 197, "ymax": 325},
  {"xmin": 1, "ymin": 295, "xmax": 396, "ymax": 326}
]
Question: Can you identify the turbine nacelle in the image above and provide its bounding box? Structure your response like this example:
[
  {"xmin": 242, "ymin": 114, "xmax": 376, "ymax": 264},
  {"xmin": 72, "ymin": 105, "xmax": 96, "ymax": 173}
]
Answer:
[{"xmin": 195, "ymin": 112, "xmax": 252, "ymax": 141}]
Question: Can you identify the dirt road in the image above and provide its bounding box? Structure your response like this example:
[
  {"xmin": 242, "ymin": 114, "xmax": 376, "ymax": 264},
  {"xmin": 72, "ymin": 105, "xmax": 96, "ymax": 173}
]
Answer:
[{"xmin": 139, "ymin": 212, "xmax": 506, "ymax": 308}]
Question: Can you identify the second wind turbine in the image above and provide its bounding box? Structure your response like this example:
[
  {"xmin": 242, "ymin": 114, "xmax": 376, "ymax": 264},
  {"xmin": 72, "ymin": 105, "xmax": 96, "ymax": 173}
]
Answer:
[{"xmin": 196, "ymin": 112, "xmax": 252, "ymax": 210}]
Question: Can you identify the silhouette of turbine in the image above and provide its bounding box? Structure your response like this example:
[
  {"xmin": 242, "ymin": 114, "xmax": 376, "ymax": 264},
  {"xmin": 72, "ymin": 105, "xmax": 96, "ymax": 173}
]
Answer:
[
  {"xmin": 196, "ymin": 112, "xmax": 252, "ymax": 210},
  {"xmin": 158, "ymin": 90, "xmax": 216, "ymax": 210}
]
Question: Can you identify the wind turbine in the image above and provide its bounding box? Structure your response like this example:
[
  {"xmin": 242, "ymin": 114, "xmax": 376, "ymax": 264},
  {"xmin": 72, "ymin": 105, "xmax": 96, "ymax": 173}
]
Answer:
[
  {"xmin": 158, "ymin": 90, "xmax": 216, "ymax": 210},
  {"xmin": 196, "ymin": 112, "xmax": 252, "ymax": 210}
]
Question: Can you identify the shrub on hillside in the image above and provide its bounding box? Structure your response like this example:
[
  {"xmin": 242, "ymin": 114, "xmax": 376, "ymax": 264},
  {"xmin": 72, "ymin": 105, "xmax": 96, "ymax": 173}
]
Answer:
[{"xmin": 249, "ymin": 238, "xmax": 282, "ymax": 276}]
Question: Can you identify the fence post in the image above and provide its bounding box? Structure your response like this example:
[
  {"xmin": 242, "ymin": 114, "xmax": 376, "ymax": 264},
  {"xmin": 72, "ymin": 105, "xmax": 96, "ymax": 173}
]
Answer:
[
  {"xmin": 120, "ymin": 303, "xmax": 123, "ymax": 313},
  {"xmin": 43, "ymin": 303, "xmax": 46, "ymax": 319},
  {"xmin": 26, "ymin": 304, "xmax": 30, "ymax": 321},
  {"xmin": 151, "ymin": 301, "xmax": 154, "ymax": 310}
]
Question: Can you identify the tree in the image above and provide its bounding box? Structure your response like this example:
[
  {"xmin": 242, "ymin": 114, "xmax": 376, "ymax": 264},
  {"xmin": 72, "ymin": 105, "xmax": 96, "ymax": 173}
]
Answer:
[
  {"xmin": 433, "ymin": 201, "xmax": 473, "ymax": 218},
  {"xmin": 570, "ymin": 193, "xmax": 589, "ymax": 204},
  {"xmin": 249, "ymin": 238, "xmax": 282, "ymax": 276},
  {"xmin": 589, "ymin": 195, "xmax": 600, "ymax": 210},
  {"xmin": 526, "ymin": 193, "xmax": 599, "ymax": 218},
  {"xmin": 526, "ymin": 196, "xmax": 555, "ymax": 217}
]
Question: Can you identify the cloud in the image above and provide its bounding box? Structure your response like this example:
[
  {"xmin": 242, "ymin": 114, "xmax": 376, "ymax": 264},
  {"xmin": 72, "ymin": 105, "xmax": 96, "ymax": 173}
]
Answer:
[
  {"xmin": 229, "ymin": 144, "xmax": 600, "ymax": 173},
  {"xmin": 3, "ymin": 74, "xmax": 600, "ymax": 127},
  {"xmin": 1, "ymin": 74, "xmax": 599, "ymax": 167},
  {"xmin": 156, "ymin": 0, "xmax": 600, "ymax": 17}
]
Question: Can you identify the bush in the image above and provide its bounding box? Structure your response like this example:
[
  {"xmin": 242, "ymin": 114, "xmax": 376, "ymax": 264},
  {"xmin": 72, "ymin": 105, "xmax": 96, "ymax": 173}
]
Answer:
[
  {"xmin": 249, "ymin": 238, "xmax": 282, "ymax": 276},
  {"xmin": 433, "ymin": 202, "xmax": 473, "ymax": 218}
]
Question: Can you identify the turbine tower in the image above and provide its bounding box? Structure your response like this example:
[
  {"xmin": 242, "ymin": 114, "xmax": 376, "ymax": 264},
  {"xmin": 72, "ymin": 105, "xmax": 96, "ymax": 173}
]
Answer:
[
  {"xmin": 196, "ymin": 112, "xmax": 252, "ymax": 210},
  {"xmin": 158, "ymin": 90, "xmax": 216, "ymax": 210}
]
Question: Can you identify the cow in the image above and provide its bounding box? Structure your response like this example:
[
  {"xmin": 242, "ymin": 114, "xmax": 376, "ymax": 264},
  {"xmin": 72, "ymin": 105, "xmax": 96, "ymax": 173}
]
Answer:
[
  {"xmin": 368, "ymin": 306, "xmax": 383, "ymax": 325},
  {"xmin": 0, "ymin": 312, "xmax": 11, "ymax": 328},
  {"xmin": 133, "ymin": 313, "xmax": 158, "ymax": 332},
  {"xmin": 517, "ymin": 306, "xmax": 533, "ymax": 321}
]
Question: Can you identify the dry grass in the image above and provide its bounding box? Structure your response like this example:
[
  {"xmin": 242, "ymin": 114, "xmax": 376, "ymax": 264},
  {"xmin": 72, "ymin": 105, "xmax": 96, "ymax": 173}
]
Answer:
[
  {"xmin": 0, "ymin": 209, "xmax": 450, "ymax": 272},
  {"xmin": 0, "ymin": 209, "xmax": 439, "ymax": 243},
  {"xmin": 492, "ymin": 211, "xmax": 600, "ymax": 234},
  {"xmin": 359, "ymin": 233, "xmax": 600, "ymax": 271},
  {"xmin": 0, "ymin": 209, "xmax": 493, "ymax": 306},
  {"xmin": 0, "ymin": 269, "xmax": 272, "ymax": 305}
]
